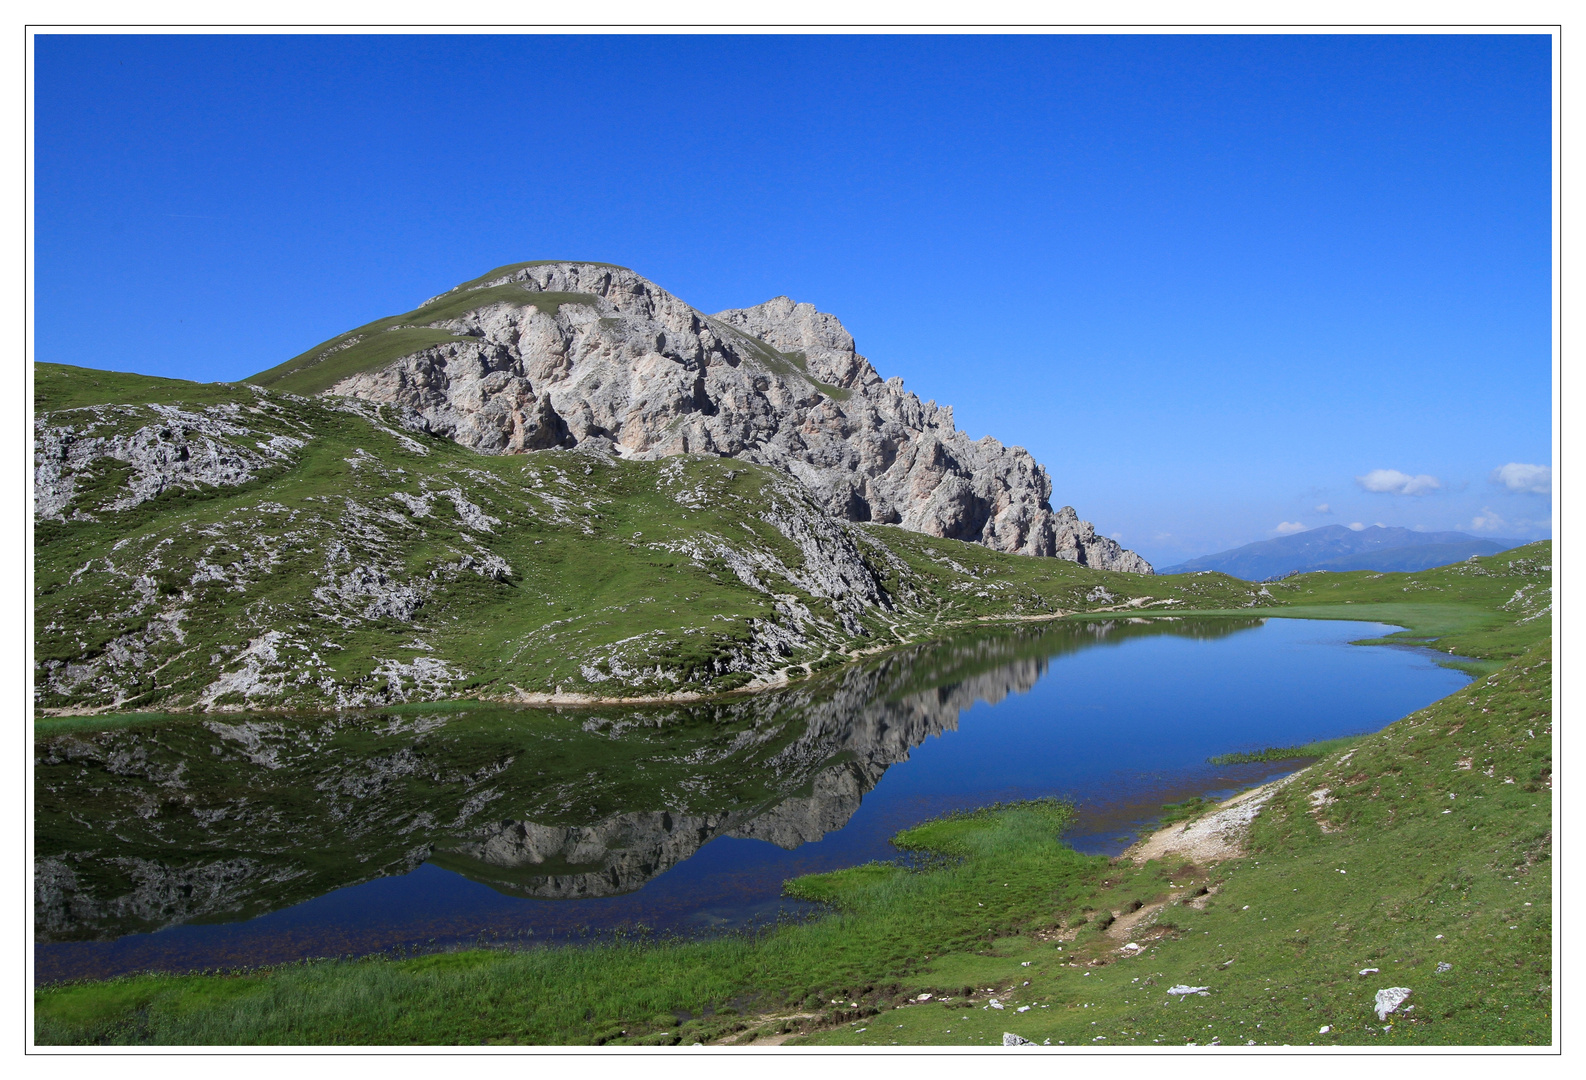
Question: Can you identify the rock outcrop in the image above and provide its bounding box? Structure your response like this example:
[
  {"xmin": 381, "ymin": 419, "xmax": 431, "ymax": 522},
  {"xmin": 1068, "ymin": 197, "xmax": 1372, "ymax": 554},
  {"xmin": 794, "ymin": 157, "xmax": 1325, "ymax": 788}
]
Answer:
[
  {"xmin": 318, "ymin": 263, "xmax": 1150, "ymax": 572},
  {"xmin": 38, "ymin": 373, "xmax": 1240, "ymax": 716}
]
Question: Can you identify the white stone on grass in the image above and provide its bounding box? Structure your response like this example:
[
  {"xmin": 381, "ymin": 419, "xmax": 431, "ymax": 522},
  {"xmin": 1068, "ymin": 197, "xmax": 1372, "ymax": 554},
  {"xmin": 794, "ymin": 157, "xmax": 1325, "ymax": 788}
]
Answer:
[{"xmin": 1374, "ymin": 987, "xmax": 1412, "ymax": 1020}]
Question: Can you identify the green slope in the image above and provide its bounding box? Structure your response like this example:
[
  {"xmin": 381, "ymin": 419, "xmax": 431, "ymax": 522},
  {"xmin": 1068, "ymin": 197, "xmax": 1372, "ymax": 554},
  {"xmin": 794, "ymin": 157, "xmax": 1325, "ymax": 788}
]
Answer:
[
  {"xmin": 245, "ymin": 282, "xmax": 602, "ymax": 397},
  {"xmin": 36, "ymin": 362, "xmax": 257, "ymax": 412},
  {"xmin": 31, "ymin": 363, "xmax": 1552, "ymax": 1046},
  {"xmin": 32, "ymin": 361, "xmax": 1552, "ymax": 717},
  {"xmin": 35, "ymin": 363, "xmax": 1282, "ymax": 714}
]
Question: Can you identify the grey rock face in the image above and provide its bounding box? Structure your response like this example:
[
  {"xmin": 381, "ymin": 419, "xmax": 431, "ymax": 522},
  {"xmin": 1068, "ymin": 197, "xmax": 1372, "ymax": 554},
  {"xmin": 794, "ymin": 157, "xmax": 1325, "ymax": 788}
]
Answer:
[
  {"xmin": 325, "ymin": 263, "xmax": 1149, "ymax": 572},
  {"xmin": 32, "ymin": 398, "xmax": 306, "ymax": 522}
]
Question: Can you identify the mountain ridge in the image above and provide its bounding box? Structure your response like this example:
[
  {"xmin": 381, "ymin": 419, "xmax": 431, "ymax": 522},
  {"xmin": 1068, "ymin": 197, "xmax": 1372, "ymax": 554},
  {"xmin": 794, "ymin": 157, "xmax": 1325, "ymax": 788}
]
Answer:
[
  {"xmin": 247, "ymin": 261, "xmax": 1149, "ymax": 573},
  {"xmin": 1160, "ymin": 523, "xmax": 1526, "ymax": 580}
]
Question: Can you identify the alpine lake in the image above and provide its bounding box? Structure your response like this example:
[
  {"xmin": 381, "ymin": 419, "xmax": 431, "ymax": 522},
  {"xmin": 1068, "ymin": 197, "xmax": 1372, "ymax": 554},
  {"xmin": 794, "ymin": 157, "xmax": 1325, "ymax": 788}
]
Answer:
[{"xmin": 35, "ymin": 615, "xmax": 1470, "ymax": 985}]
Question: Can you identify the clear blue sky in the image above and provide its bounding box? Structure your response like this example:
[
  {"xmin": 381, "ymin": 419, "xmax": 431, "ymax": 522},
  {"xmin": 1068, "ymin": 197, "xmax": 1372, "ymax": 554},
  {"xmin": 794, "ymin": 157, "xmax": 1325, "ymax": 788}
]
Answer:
[{"xmin": 33, "ymin": 34, "xmax": 1553, "ymax": 566}]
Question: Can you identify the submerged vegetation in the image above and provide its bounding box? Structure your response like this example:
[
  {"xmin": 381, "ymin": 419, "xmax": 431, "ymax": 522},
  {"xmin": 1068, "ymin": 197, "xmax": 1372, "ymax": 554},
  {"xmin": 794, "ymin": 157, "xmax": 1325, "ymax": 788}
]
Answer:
[
  {"xmin": 1152, "ymin": 795, "xmax": 1219, "ymax": 827},
  {"xmin": 1206, "ymin": 736, "xmax": 1365, "ymax": 766}
]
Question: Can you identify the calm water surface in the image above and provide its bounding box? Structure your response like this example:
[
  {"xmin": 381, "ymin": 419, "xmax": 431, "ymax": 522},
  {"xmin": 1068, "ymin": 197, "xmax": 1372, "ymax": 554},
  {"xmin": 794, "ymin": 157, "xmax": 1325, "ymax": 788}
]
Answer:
[{"xmin": 35, "ymin": 616, "xmax": 1468, "ymax": 983}]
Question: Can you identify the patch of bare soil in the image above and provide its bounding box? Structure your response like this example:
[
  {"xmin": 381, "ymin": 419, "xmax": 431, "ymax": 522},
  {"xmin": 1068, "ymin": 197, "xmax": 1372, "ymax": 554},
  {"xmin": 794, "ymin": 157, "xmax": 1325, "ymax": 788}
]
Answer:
[
  {"xmin": 1105, "ymin": 898, "xmax": 1168, "ymax": 941},
  {"xmin": 1124, "ymin": 776, "xmax": 1294, "ymax": 866},
  {"xmin": 1033, "ymin": 924, "xmax": 1079, "ymax": 943},
  {"xmin": 713, "ymin": 1012, "xmax": 821, "ymax": 1046}
]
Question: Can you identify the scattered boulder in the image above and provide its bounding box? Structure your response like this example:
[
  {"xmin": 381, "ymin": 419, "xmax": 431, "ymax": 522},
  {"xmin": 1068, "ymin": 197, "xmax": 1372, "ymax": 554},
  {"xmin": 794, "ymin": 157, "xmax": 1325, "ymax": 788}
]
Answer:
[{"xmin": 1373, "ymin": 987, "xmax": 1412, "ymax": 1020}]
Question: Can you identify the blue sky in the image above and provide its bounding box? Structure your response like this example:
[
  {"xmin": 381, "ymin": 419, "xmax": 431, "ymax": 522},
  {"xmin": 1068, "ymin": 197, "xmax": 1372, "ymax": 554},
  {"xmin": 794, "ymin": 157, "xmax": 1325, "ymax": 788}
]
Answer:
[{"xmin": 33, "ymin": 34, "xmax": 1553, "ymax": 566}]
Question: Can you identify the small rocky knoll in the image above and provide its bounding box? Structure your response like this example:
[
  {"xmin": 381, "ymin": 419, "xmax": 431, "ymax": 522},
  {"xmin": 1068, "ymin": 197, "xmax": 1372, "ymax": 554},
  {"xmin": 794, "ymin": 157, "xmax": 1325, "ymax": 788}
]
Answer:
[{"xmin": 293, "ymin": 262, "xmax": 1148, "ymax": 572}]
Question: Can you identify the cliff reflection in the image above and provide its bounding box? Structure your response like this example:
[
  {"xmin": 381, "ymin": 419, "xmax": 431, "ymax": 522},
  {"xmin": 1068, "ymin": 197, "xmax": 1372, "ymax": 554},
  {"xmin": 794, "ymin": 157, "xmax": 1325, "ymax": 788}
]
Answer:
[{"xmin": 35, "ymin": 616, "xmax": 1262, "ymax": 941}]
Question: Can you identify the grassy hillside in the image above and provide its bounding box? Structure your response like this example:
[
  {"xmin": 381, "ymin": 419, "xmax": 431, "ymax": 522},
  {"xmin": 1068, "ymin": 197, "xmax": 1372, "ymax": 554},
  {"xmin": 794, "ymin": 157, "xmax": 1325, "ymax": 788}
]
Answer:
[
  {"xmin": 36, "ymin": 362, "xmax": 260, "ymax": 412},
  {"xmin": 35, "ymin": 363, "xmax": 1281, "ymax": 715},
  {"xmin": 1171, "ymin": 552, "xmax": 1551, "ymax": 679},
  {"xmin": 37, "ymin": 363, "xmax": 1546, "ymax": 719},
  {"xmin": 31, "ymin": 362, "xmax": 1551, "ymax": 1046},
  {"xmin": 797, "ymin": 643, "xmax": 1551, "ymax": 1047}
]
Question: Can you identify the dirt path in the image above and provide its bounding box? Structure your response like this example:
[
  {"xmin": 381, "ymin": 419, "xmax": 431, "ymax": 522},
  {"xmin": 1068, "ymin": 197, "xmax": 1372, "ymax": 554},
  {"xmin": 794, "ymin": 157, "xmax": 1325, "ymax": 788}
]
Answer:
[{"xmin": 711, "ymin": 1012, "xmax": 822, "ymax": 1046}]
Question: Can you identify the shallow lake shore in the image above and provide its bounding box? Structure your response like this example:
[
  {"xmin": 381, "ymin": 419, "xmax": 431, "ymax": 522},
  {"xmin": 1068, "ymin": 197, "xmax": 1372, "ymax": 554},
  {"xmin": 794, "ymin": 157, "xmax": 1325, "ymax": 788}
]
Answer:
[{"xmin": 33, "ymin": 547, "xmax": 1553, "ymax": 1046}]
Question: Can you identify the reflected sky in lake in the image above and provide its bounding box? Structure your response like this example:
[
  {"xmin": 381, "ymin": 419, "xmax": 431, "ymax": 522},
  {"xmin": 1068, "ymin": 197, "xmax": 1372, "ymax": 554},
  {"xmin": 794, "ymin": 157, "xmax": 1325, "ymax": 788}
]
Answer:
[{"xmin": 35, "ymin": 616, "xmax": 1467, "ymax": 983}]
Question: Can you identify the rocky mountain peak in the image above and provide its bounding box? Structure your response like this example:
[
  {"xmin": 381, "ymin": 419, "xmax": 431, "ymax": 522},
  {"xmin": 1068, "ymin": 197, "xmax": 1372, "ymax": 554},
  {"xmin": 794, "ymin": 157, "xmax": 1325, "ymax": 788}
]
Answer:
[{"xmin": 259, "ymin": 261, "xmax": 1150, "ymax": 573}]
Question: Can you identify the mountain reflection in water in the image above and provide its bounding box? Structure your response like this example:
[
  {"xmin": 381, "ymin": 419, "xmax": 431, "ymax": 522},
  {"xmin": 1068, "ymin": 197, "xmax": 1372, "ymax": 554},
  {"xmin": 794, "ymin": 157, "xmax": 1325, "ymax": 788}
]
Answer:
[{"xmin": 35, "ymin": 615, "xmax": 1468, "ymax": 982}]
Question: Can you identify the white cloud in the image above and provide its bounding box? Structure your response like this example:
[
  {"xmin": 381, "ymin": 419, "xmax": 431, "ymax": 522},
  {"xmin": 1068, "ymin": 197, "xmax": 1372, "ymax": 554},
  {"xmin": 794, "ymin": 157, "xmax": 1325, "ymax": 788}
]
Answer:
[
  {"xmin": 1347, "ymin": 522, "xmax": 1365, "ymax": 531},
  {"xmin": 1357, "ymin": 468, "xmax": 1441, "ymax": 496},
  {"xmin": 1274, "ymin": 521, "xmax": 1307, "ymax": 535},
  {"xmin": 1471, "ymin": 508, "xmax": 1510, "ymax": 533},
  {"xmin": 1314, "ymin": 503, "xmax": 1331, "ymax": 514},
  {"xmin": 1490, "ymin": 463, "xmax": 1551, "ymax": 495}
]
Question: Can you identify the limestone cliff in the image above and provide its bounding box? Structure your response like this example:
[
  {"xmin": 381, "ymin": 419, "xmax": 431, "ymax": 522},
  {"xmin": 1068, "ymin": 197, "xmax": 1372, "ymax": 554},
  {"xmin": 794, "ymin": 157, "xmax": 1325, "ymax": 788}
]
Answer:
[{"xmin": 298, "ymin": 262, "xmax": 1149, "ymax": 573}]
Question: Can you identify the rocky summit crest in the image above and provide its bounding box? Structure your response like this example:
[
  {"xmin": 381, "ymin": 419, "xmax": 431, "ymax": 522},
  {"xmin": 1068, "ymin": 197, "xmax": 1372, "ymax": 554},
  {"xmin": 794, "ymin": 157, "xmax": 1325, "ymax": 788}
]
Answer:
[{"xmin": 252, "ymin": 262, "xmax": 1149, "ymax": 573}]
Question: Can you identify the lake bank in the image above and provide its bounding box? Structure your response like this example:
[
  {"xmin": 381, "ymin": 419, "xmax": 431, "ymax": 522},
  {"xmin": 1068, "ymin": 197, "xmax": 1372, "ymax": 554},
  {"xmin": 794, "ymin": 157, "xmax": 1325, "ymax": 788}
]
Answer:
[
  {"xmin": 33, "ymin": 640, "xmax": 1551, "ymax": 1045},
  {"xmin": 33, "ymin": 546, "xmax": 1552, "ymax": 1045},
  {"xmin": 35, "ymin": 616, "xmax": 1463, "ymax": 985}
]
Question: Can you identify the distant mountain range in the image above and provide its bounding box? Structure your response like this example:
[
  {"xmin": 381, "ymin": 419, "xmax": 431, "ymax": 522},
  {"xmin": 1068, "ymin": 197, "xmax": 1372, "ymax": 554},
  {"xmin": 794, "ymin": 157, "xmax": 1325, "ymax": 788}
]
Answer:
[{"xmin": 1159, "ymin": 525, "xmax": 1526, "ymax": 580}]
